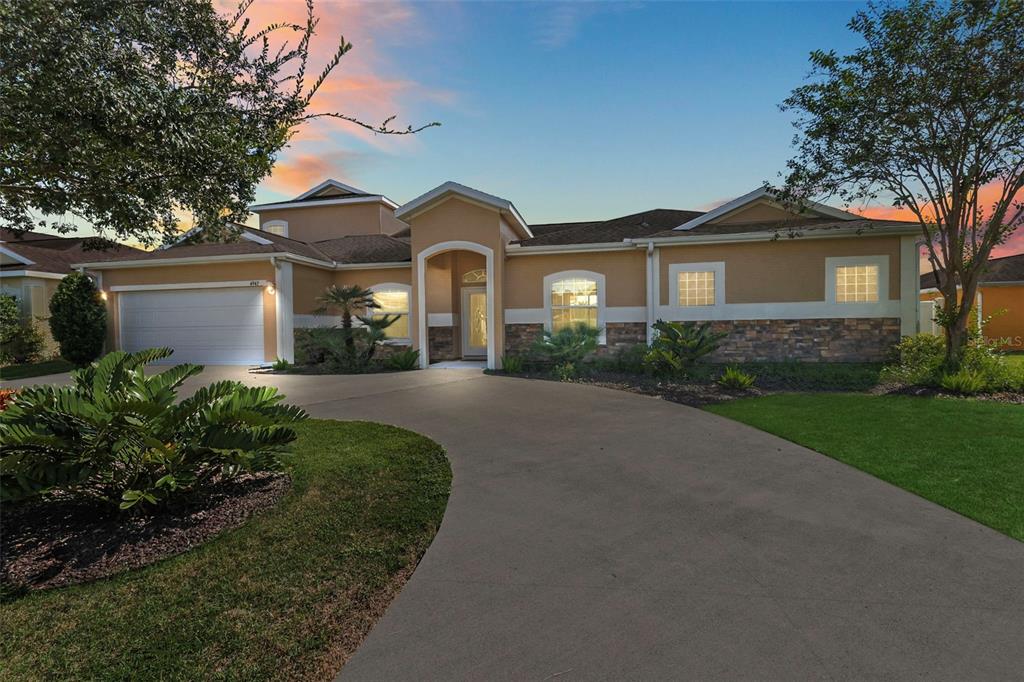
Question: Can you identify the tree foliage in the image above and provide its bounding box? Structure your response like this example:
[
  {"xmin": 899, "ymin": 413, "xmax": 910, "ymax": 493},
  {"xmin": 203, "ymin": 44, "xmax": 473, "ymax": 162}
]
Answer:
[
  {"xmin": 0, "ymin": 0, "xmax": 437, "ymax": 246},
  {"xmin": 781, "ymin": 0, "xmax": 1023, "ymax": 366},
  {"xmin": 49, "ymin": 272, "xmax": 107, "ymax": 366}
]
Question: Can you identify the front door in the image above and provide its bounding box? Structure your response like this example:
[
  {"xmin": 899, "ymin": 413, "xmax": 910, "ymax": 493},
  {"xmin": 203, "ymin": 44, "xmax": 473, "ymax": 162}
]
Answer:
[{"xmin": 461, "ymin": 287, "xmax": 487, "ymax": 358}]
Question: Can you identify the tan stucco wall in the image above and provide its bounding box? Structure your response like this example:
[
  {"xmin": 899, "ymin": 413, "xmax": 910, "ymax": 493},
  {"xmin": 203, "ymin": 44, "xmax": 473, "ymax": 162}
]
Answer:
[
  {"xmin": 658, "ymin": 236, "xmax": 902, "ymax": 304},
  {"xmin": 505, "ymin": 249, "xmax": 647, "ymax": 308},
  {"xmin": 100, "ymin": 261, "xmax": 278, "ymax": 361},
  {"xmin": 408, "ymin": 196, "xmax": 507, "ymax": 360},
  {"xmin": 257, "ymin": 202, "xmax": 388, "ymax": 242},
  {"xmin": 921, "ymin": 284, "xmax": 1024, "ymax": 349},
  {"xmin": 292, "ymin": 264, "xmax": 334, "ymax": 315},
  {"xmin": 333, "ymin": 267, "xmax": 411, "ymax": 290},
  {"xmin": 715, "ymin": 201, "xmax": 797, "ymax": 225}
]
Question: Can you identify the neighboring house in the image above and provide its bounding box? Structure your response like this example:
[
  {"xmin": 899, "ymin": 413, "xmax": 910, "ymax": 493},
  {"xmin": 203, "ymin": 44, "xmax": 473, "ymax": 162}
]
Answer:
[
  {"xmin": 0, "ymin": 228, "xmax": 139, "ymax": 354},
  {"xmin": 75, "ymin": 179, "xmax": 923, "ymax": 368},
  {"xmin": 920, "ymin": 252, "xmax": 1024, "ymax": 350}
]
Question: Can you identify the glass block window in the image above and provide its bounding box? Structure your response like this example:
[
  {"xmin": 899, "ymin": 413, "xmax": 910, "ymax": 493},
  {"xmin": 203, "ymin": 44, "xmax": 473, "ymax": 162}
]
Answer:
[
  {"xmin": 677, "ymin": 271, "xmax": 716, "ymax": 306},
  {"xmin": 835, "ymin": 264, "xmax": 879, "ymax": 303}
]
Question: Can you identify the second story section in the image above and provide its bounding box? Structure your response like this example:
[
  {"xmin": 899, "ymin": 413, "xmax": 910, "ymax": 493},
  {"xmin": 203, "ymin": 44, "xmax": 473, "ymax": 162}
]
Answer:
[{"xmin": 249, "ymin": 179, "xmax": 407, "ymax": 242}]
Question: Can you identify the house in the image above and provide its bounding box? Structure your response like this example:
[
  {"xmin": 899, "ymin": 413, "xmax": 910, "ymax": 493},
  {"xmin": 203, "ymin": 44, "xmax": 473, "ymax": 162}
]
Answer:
[
  {"xmin": 74, "ymin": 180, "xmax": 923, "ymax": 368},
  {"xmin": 920, "ymin": 252, "xmax": 1024, "ymax": 350},
  {"xmin": 1, "ymin": 228, "xmax": 139, "ymax": 353}
]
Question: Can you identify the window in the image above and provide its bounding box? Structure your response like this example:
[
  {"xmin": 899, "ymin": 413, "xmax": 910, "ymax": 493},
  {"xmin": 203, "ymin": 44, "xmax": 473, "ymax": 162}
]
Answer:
[
  {"xmin": 369, "ymin": 286, "xmax": 410, "ymax": 339},
  {"xmin": 550, "ymin": 277, "xmax": 598, "ymax": 332},
  {"xmin": 462, "ymin": 268, "xmax": 486, "ymax": 284},
  {"xmin": 677, "ymin": 271, "xmax": 716, "ymax": 306},
  {"xmin": 835, "ymin": 264, "xmax": 879, "ymax": 303},
  {"xmin": 262, "ymin": 220, "xmax": 288, "ymax": 237}
]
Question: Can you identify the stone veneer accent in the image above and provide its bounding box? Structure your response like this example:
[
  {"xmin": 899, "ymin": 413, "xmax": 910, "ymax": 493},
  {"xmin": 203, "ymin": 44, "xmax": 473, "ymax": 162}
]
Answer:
[
  {"xmin": 708, "ymin": 317, "xmax": 901, "ymax": 362},
  {"xmin": 505, "ymin": 318, "xmax": 900, "ymax": 362},
  {"xmin": 428, "ymin": 326, "xmax": 458, "ymax": 362}
]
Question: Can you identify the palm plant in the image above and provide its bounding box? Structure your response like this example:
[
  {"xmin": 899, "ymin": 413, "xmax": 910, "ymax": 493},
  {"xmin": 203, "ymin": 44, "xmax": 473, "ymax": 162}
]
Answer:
[
  {"xmin": 316, "ymin": 284, "xmax": 378, "ymax": 357},
  {"xmin": 644, "ymin": 320, "xmax": 726, "ymax": 376},
  {"xmin": 0, "ymin": 348, "xmax": 307, "ymax": 510}
]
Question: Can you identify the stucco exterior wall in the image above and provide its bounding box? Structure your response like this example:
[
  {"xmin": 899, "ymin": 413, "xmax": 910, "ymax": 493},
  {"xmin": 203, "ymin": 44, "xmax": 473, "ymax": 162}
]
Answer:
[
  {"xmin": 100, "ymin": 261, "xmax": 278, "ymax": 361},
  {"xmin": 505, "ymin": 249, "xmax": 646, "ymax": 308},
  {"xmin": 658, "ymin": 236, "xmax": 902, "ymax": 304},
  {"xmin": 333, "ymin": 267, "xmax": 411, "ymax": 290},
  {"xmin": 921, "ymin": 284, "xmax": 1024, "ymax": 350},
  {"xmin": 257, "ymin": 202, "xmax": 389, "ymax": 242},
  {"xmin": 292, "ymin": 264, "xmax": 334, "ymax": 315}
]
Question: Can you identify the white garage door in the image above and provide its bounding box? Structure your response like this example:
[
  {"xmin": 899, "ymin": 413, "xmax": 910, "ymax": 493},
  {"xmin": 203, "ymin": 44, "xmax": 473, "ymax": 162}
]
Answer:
[{"xmin": 120, "ymin": 287, "xmax": 266, "ymax": 365}]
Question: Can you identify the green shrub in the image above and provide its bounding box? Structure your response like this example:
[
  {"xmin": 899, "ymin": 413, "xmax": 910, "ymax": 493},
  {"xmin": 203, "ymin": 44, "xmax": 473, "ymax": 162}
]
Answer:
[
  {"xmin": 0, "ymin": 348, "xmax": 307, "ymax": 510},
  {"xmin": 553, "ymin": 361, "xmax": 577, "ymax": 381},
  {"xmin": 883, "ymin": 333, "xmax": 1019, "ymax": 392},
  {"xmin": 531, "ymin": 323, "xmax": 601, "ymax": 366},
  {"xmin": 718, "ymin": 365, "xmax": 756, "ymax": 390},
  {"xmin": 940, "ymin": 368, "xmax": 988, "ymax": 395},
  {"xmin": 0, "ymin": 294, "xmax": 19, "ymax": 361},
  {"xmin": 501, "ymin": 354, "xmax": 524, "ymax": 374},
  {"xmin": 271, "ymin": 357, "xmax": 291, "ymax": 371},
  {"xmin": 294, "ymin": 326, "xmax": 387, "ymax": 373},
  {"xmin": 48, "ymin": 272, "xmax": 106, "ymax": 366},
  {"xmin": 385, "ymin": 348, "xmax": 420, "ymax": 371},
  {"xmin": 881, "ymin": 334, "xmax": 945, "ymax": 385},
  {"xmin": 643, "ymin": 320, "xmax": 726, "ymax": 376},
  {"xmin": 589, "ymin": 342, "xmax": 649, "ymax": 374},
  {"xmin": 2, "ymin": 319, "xmax": 45, "ymax": 364}
]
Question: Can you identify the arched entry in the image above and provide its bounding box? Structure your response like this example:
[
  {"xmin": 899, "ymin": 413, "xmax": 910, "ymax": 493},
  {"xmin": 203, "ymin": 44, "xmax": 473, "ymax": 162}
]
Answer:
[{"xmin": 416, "ymin": 240, "xmax": 495, "ymax": 369}]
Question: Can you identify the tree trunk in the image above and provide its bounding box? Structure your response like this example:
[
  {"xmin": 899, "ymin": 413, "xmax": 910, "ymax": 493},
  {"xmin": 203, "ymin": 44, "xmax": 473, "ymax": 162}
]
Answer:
[
  {"xmin": 943, "ymin": 317, "xmax": 969, "ymax": 369},
  {"xmin": 342, "ymin": 310, "xmax": 355, "ymax": 357}
]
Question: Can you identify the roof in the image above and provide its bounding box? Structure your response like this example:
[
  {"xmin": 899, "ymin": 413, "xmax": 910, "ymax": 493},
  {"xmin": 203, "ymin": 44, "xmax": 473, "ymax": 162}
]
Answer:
[
  {"xmin": 1, "ymin": 229, "xmax": 141, "ymax": 273},
  {"xmin": 313, "ymin": 234, "xmax": 411, "ymax": 264},
  {"xmin": 518, "ymin": 209, "xmax": 704, "ymax": 247},
  {"xmin": 673, "ymin": 186, "xmax": 862, "ymax": 231},
  {"xmin": 395, "ymin": 181, "xmax": 533, "ymax": 239},
  {"xmin": 921, "ymin": 252, "xmax": 1024, "ymax": 289},
  {"xmin": 645, "ymin": 217, "xmax": 920, "ymax": 240}
]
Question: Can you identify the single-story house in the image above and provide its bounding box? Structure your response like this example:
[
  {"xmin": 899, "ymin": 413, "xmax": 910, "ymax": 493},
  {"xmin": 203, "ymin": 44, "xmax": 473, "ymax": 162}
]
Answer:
[
  {"xmin": 920, "ymin": 252, "xmax": 1024, "ymax": 350},
  {"xmin": 1, "ymin": 228, "xmax": 139, "ymax": 354},
  {"xmin": 74, "ymin": 179, "xmax": 923, "ymax": 369}
]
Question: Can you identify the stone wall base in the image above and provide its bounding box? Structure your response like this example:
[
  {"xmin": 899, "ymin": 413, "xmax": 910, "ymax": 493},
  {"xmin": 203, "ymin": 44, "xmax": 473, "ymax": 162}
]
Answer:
[
  {"xmin": 504, "ymin": 317, "xmax": 900, "ymax": 363},
  {"xmin": 428, "ymin": 326, "xmax": 458, "ymax": 362}
]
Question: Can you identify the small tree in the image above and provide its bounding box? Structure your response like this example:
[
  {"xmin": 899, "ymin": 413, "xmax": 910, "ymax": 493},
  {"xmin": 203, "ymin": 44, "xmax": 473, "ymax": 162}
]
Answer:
[
  {"xmin": 49, "ymin": 273, "xmax": 106, "ymax": 365},
  {"xmin": 316, "ymin": 284, "xmax": 377, "ymax": 357},
  {"xmin": 781, "ymin": 0, "xmax": 1023, "ymax": 369}
]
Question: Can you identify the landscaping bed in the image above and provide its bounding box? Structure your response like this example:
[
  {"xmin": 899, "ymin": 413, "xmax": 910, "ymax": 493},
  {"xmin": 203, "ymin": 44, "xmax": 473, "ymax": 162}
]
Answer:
[
  {"xmin": 2, "ymin": 472, "xmax": 290, "ymax": 592},
  {"xmin": 0, "ymin": 358, "xmax": 74, "ymax": 381},
  {"xmin": 707, "ymin": 394, "xmax": 1024, "ymax": 542},
  {"xmin": 0, "ymin": 419, "xmax": 452, "ymax": 681}
]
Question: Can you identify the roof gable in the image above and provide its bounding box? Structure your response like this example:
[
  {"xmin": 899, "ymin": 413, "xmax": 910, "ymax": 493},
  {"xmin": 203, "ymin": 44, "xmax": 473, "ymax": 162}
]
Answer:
[
  {"xmin": 395, "ymin": 181, "xmax": 533, "ymax": 239},
  {"xmin": 294, "ymin": 178, "xmax": 367, "ymax": 200},
  {"xmin": 674, "ymin": 187, "xmax": 860, "ymax": 231}
]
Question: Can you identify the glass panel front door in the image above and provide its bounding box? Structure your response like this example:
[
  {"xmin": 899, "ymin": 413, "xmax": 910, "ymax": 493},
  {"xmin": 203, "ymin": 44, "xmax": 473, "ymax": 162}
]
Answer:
[{"xmin": 462, "ymin": 287, "xmax": 487, "ymax": 357}]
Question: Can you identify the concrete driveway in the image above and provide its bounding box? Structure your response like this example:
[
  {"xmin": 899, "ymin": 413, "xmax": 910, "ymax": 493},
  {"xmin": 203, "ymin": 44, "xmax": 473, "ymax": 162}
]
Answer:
[{"xmin": 9, "ymin": 367, "xmax": 1024, "ymax": 678}]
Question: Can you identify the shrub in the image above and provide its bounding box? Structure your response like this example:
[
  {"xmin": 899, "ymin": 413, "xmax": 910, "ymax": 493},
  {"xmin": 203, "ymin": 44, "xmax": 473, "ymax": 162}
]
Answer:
[
  {"xmin": 590, "ymin": 342, "xmax": 649, "ymax": 374},
  {"xmin": 531, "ymin": 323, "xmax": 601, "ymax": 366},
  {"xmin": 49, "ymin": 272, "xmax": 106, "ymax": 366},
  {"xmin": 385, "ymin": 348, "xmax": 420, "ymax": 371},
  {"xmin": 718, "ymin": 365, "xmax": 756, "ymax": 390},
  {"xmin": 0, "ymin": 294, "xmax": 19, "ymax": 362},
  {"xmin": 0, "ymin": 348, "xmax": 307, "ymax": 510},
  {"xmin": 883, "ymin": 333, "xmax": 1019, "ymax": 392},
  {"xmin": 2, "ymin": 319, "xmax": 45, "ymax": 364},
  {"xmin": 940, "ymin": 368, "xmax": 988, "ymax": 395},
  {"xmin": 881, "ymin": 334, "xmax": 945, "ymax": 385},
  {"xmin": 294, "ymin": 326, "xmax": 387, "ymax": 373},
  {"xmin": 271, "ymin": 357, "xmax": 291, "ymax": 371},
  {"xmin": 643, "ymin": 320, "xmax": 726, "ymax": 376},
  {"xmin": 553, "ymin": 361, "xmax": 577, "ymax": 381},
  {"xmin": 501, "ymin": 354, "xmax": 524, "ymax": 374}
]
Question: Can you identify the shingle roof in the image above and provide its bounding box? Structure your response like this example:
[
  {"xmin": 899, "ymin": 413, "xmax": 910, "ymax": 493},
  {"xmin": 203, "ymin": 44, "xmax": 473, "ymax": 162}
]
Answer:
[
  {"xmin": 1, "ymin": 229, "xmax": 142, "ymax": 273},
  {"xmin": 921, "ymin": 252, "xmax": 1024, "ymax": 289},
  {"xmin": 313, "ymin": 234, "xmax": 411, "ymax": 264},
  {"xmin": 645, "ymin": 217, "xmax": 920, "ymax": 239},
  {"xmin": 518, "ymin": 209, "xmax": 705, "ymax": 246}
]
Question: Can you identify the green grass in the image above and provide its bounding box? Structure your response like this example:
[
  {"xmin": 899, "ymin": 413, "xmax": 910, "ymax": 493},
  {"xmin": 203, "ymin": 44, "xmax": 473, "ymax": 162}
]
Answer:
[
  {"xmin": 0, "ymin": 358, "xmax": 74, "ymax": 381},
  {"xmin": 707, "ymin": 394, "xmax": 1024, "ymax": 542},
  {"xmin": 1006, "ymin": 353, "xmax": 1024, "ymax": 369},
  {"xmin": 0, "ymin": 420, "xmax": 452, "ymax": 681}
]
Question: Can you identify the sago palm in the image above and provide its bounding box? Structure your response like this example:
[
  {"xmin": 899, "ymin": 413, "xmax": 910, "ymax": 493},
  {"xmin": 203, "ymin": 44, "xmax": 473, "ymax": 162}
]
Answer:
[{"xmin": 316, "ymin": 284, "xmax": 378, "ymax": 356}]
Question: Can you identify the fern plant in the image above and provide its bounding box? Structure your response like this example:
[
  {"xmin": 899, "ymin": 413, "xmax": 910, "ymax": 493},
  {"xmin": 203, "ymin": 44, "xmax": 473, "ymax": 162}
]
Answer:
[
  {"xmin": 643, "ymin": 320, "xmax": 726, "ymax": 376},
  {"xmin": 939, "ymin": 368, "xmax": 987, "ymax": 395},
  {"xmin": 531, "ymin": 323, "xmax": 601, "ymax": 365},
  {"xmin": 501, "ymin": 354, "xmax": 524, "ymax": 374},
  {"xmin": 0, "ymin": 348, "xmax": 307, "ymax": 510},
  {"xmin": 385, "ymin": 348, "xmax": 420, "ymax": 371},
  {"xmin": 717, "ymin": 365, "xmax": 756, "ymax": 390}
]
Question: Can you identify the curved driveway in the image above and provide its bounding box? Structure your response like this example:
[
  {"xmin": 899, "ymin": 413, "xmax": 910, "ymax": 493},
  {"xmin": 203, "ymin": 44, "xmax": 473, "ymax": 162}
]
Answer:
[{"xmin": 14, "ymin": 367, "xmax": 1023, "ymax": 678}]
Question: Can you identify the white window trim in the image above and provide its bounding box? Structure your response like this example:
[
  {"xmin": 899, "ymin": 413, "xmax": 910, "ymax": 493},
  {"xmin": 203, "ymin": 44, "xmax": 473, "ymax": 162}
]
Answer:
[
  {"xmin": 826, "ymin": 255, "xmax": 889, "ymax": 304},
  {"xmin": 261, "ymin": 220, "xmax": 289, "ymax": 238},
  {"xmin": 543, "ymin": 270, "xmax": 606, "ymax": 344},
  {"xmin": 368, "ymin": 282, "xmax": 412, "ymax": 343},
  {"xmin": 668, "ymin": 261, "xmax": 726, "ymax": 311}
]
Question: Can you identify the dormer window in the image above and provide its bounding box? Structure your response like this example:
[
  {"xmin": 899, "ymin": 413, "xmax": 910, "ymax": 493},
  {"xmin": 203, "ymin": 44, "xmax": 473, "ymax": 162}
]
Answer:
[{"xmin": 262, "ymin": 220, "xmax": 288, "ymax": 237}]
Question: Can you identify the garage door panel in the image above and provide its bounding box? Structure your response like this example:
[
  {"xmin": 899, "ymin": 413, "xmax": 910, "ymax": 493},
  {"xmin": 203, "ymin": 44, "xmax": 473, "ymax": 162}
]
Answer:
[{"xmin": 120, "ymin": 287, "xmax": 266, "ymax": 365}]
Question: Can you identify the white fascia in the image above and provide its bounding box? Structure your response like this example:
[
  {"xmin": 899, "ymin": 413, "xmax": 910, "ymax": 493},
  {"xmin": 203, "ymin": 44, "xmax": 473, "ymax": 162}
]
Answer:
[
  {"xmin": 673, "ymin": 186, "xmax": 861, "ymax": 231},
  {"xmin": 633, "ymin": 223, "xmax": 920, "ymax": 247},
  {"xmin": 0, "ymin": 245, "xmax": 35, "ymax": 265},
  {"xmin": 0, "ymin": 269, "xmax": 65, "ymax": 280},
  {"xmin": 248, "ymin": 195, "xmax": 399, "ymax": 212}
]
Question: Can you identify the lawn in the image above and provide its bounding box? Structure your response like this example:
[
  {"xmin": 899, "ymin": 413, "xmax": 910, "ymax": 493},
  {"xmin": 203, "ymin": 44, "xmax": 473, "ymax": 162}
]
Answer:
[
  {"xmin": 1007, "ymin": 352, "xmax": 1024, "ymax": 369},
  {"xmin": 0, "ymin": 420, "xmax": 452, "ymax": 681},
  {"xmin": 707, "ymin": 394, "xmax": 1024, "ymax": 542},
  {"xmin": 0, "ymin": 358, "xmax": 74, "ymax": 381}
]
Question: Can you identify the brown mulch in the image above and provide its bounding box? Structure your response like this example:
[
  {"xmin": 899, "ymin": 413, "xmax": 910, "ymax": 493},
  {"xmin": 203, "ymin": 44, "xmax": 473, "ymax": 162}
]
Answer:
[
  {"xmin": 1, "ymin": 472, "xmax": 291, "ymax": 592},
  {"xmin": 869, "ymin": 383, "xmax": 1024, "ymax": 404}
]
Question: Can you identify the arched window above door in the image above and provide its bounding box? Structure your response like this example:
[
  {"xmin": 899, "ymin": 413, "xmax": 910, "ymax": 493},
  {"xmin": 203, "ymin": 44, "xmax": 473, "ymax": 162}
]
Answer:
[{"xmin": 462, "ymin": 268, "xmax": 487, "ymax": 284}]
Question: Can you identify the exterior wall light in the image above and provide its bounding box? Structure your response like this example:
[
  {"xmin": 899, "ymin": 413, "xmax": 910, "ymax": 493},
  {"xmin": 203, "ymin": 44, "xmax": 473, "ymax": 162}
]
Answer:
[
  {"xmin": 99, "ymin": 290, "xmax": 108, "ymax": 301},
  {"xmin": 266, "ymin": 283, "xmax": 276, "ymax": 295}
]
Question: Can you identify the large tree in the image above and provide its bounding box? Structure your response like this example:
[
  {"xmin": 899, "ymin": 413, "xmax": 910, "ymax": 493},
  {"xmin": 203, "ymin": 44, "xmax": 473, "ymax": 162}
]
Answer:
[
  {"xmin": 781, "ymin": 0, "xmax": 1023, "ymax": 367},
  {"xmin": 0, "ymin": 0, "xmax": 436, "ymax": 247}
]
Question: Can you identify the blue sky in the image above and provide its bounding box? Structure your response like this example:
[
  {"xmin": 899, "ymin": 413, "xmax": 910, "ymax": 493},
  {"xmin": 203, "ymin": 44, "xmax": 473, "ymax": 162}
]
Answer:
[{"xmin": 257, "ymin": 1, "xmax": 871, "ymax": 223}]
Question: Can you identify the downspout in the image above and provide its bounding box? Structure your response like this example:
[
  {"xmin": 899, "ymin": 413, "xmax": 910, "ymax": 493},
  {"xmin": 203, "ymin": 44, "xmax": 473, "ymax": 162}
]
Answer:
[{"xmin": 645, "ymin": 241, "xmax": 655, "ymax": 345}]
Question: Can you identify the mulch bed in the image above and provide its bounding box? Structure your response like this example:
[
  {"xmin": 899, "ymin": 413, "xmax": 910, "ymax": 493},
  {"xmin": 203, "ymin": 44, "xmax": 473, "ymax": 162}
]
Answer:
[
  {"xmin": 1, "ymin": 472, "xmax": 291, "ymax": 593},
  {"xmin": 870, "ymin": 383, "xmax": 1024, "ymax": 404}
]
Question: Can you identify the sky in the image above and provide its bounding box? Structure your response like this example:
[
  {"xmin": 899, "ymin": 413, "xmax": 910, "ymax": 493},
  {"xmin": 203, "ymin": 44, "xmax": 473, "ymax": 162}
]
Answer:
[{"xmin": 241, "ymin": 0, "xmax": 1022, "ymax": 259}]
